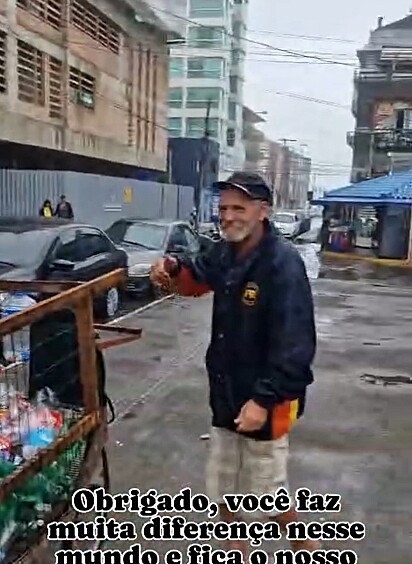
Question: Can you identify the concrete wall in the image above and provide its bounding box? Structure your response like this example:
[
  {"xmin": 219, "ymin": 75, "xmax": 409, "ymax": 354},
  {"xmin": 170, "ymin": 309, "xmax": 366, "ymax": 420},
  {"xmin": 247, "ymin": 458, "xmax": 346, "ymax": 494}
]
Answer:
[
  {"xmin": 0, "ymin": 169, "xmax": 194, "ymax": 229},
  {"xmin": 0, "ymin": 0, "xmax": 169, "ymax": 171}
]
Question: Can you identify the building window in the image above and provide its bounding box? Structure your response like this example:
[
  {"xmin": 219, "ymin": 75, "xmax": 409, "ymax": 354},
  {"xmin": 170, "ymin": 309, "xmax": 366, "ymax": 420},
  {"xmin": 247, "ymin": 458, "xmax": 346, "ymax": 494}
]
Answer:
[
  {"xmin": 168, "ymin": 117, "xmax": 182, "ymax": 137},
  {"xmin": 231, "ymin": 48, "xmax": 244, "ymax": 65},
  {"xmin": 17, "ymin": 40, "xmax": 45, "ymax": 105},
  {"xmin": 230, "ymin": 76, "xmax": 238, "ymax": 94},
  {"xmin": 187, "ymin": 87, "xmax": 222, "ymax": 109},
  {"xmin": 232, "ymin": 20, "xmax": 243, "ymax": 38},
  {"xmin": 0, "ymin": 31, "xmax": 6, "ymax": 94},
  {"xmin": 16, "ymin": 0, "xmax": 63, "ymax": 30},
  {"xmin": 151, "ymin": 54, "xmax": 158, "ymax": 153},
  {"xmin": 188, "ymin": 26, "xmax": 226, "ymax": 47},
  {"xmin": 227, "ymin": 127, "xmax": 235, "ymax": 147},
  {"xmin": 190, "ymin": 0, "xmax": 224, "ymax": 18},
  {"xmin": 229, "ymin": 101, "xmax": 237, "ymax": 121},
  {"xmin": 70, "ymin": 0, "xmax": 120, "ymax": 54},
  {"xmin": 188, "ymin": 57, "xmax": 224, "ymax": 79},
  {"xmin": 144, "ymin": 48, "xmax": 151, "ymax": 151},
  {"xmin": 169, "ymin": 87, "xmax": 183, "ymax": 108},
  {"xmin": 186, "ymin": 117, "xmax": 220, "ymax": 139},
  {"xmin": 395, "ymin": 108, "xmax": 412, "ymax": 129},
  {"xmin": 48, "ymin": 56, "xmax": 63, "ymax": 118},
  {"xmin": 169, "ymin": 57, "xmax": 184, "ymax": 77},
  {"xmin": 136, "ymin": 44, "xmax": 143, "ymax": 149},
  {"xmin": 69, "ymin": 67, "xmax": 95, "ymax": 109}
]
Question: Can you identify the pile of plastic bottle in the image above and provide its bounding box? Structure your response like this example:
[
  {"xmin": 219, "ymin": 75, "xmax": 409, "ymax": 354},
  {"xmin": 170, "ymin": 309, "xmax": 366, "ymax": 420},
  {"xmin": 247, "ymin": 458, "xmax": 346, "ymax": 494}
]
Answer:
[
  {"xmin": 1, "ymin": 292, "xmax": 37, "ymax": 364},
  {"xmin": 0, "ymin": 387, "xmax": 86, "ymax": 560}
]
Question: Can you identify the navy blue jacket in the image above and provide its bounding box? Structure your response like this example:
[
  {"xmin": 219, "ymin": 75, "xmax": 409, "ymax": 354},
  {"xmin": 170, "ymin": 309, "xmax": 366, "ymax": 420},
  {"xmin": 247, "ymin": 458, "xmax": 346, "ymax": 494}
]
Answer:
[{"xmin": 175, "ymin": 221, "xmax": 316, "ymax": 441}]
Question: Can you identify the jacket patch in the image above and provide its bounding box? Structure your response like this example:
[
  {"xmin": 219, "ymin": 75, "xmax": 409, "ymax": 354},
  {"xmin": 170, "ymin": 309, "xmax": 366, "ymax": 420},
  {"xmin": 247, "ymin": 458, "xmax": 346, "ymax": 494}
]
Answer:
[{"xmin": 242, "ymin": 282, "xmax": 259, "ymax": 306}]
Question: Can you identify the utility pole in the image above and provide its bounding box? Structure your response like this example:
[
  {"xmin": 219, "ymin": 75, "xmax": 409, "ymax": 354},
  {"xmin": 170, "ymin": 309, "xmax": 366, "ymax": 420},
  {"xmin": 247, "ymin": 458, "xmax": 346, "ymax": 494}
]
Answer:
[
  {"xmin": 195, "ymin": 98, "xmax": 211, "ymax": 231},
  {"xmin": 278, "ymin": 139, "xmax": 296, "ymax": 209}
]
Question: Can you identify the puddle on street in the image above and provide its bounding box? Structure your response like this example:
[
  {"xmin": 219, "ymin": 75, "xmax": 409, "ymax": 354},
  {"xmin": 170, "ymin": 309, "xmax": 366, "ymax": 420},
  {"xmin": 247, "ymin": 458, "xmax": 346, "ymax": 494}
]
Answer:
[{"xmin": 296, "ymin": 241, "xmax": 412, "ymax": 288}]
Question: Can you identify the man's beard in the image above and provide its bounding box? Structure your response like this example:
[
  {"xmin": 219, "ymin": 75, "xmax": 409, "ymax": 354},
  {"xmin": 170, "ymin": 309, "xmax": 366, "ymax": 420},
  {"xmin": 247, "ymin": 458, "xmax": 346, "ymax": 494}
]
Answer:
[{"xmin": 220, "ymin": 222, "xmax": 253, "ymax": 242}]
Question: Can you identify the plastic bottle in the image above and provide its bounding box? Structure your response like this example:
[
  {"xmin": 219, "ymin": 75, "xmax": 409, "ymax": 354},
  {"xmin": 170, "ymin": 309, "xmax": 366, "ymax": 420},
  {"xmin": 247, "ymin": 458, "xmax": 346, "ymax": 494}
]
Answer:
[{"xmin": 1, "ymin": 292, "xmax": 36, "ymax": 362}]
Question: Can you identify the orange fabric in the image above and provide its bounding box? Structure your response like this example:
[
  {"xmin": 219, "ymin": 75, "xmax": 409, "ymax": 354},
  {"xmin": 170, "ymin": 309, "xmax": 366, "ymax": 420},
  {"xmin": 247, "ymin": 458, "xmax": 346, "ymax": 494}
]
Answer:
[
  {"xmin": 271, "ymin": 399, "xmax": 299, "ymax": 439},
  {"xmin": 173, "ymin": 266, "xmax": 211, "ymax": 297}
]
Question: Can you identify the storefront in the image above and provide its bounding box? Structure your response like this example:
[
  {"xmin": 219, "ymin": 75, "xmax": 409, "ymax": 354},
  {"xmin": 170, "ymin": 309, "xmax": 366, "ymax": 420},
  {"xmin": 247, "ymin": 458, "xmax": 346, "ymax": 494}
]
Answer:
[{"xmin": 313, "ymin": 171, "xmax": 412, "ymax": 264}]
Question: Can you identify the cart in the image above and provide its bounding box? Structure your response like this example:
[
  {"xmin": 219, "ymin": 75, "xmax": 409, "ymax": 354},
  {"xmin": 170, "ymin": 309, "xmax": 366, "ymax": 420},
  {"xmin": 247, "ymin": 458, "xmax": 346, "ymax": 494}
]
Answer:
[{"xmin": 0, "ymin": 269, "xmax": 142, "ymax": 563}]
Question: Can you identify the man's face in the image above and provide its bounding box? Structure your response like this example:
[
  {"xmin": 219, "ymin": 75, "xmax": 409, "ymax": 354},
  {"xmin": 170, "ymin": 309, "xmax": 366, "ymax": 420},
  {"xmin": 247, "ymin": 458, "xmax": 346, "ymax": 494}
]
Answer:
[{"xmin": 219, "ymin": 188, "xmax": 268, "ymax": 243}]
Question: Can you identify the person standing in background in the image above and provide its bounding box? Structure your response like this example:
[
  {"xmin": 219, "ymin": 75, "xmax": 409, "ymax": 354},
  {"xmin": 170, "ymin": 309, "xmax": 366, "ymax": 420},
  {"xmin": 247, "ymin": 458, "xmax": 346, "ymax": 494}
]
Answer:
[
  {"xmin": 55, "ymin": 195, "xmax": 74, "ymax": 219},
  {"xmin": 39, "ymin": 199, "xmax": 53, "ymax": 218}
]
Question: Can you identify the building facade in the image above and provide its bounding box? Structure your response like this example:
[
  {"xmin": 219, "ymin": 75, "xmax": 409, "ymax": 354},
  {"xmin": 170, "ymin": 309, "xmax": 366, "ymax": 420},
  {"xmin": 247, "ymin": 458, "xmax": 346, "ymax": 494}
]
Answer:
[
  {"xmin": 349, "ymin": 13, "xmax": 412, "ymax": 183},
  {"xmin": 0, "ymin": 0, "xmax": 180, "ymax": 176},
  {"xmin": 242, "ymin": 106, "xmax": 311, "ymax": 208},
  {"xmin": 168, "ymin": 136, "xmax": 220, "ymax": 222},
  {"xmin": 287, "ymin": 148, "xmax": 311, "ymax": 209},
  {"xmin": 167, "ymin": 0, "xmax": 248, "ymax": 181}
]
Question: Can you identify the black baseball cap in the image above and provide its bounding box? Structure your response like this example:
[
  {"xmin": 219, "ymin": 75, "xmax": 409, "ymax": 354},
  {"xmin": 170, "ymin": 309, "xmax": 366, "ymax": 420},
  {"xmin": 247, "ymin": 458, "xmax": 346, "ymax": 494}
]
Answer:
[{"xmin": 214, "ymin": 171, "xmax": 272, "ymax": 204}]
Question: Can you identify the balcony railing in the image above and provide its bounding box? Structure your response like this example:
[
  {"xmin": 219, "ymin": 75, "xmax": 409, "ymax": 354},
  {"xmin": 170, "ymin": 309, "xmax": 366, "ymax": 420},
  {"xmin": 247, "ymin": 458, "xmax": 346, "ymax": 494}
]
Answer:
[
  {"xmin": 348, "ymin": 129, "xmax": 412, "ymax": 152},
  {"xmin": 347, "ymin": 131, "xmax": 355, "ymax": 148},
  {"xmin": 354, "ymin": 68, "xmax": 412, "ymax": 81},
  {"xmin": 374, "ymin": 129, "xmax": 412, "ymax": 152}
]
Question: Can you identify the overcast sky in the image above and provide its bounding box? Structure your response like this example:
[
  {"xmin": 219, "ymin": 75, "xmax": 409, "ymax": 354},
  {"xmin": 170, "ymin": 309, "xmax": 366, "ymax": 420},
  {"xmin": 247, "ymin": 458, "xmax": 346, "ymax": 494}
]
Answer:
[{"xmin": 244, "ymin": 0, "xmax": 412, "ymax": 192}]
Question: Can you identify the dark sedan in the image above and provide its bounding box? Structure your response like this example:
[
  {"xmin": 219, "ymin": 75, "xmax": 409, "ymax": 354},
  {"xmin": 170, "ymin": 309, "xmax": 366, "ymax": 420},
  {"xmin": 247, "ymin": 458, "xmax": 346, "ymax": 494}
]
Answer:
[
  {"xmin": 0, "ymin": 217, "xmax": 127, "ymax": 319},
  {"xmin": 105, "ymin": 218, "xmax": 214, "ymax": 298}
]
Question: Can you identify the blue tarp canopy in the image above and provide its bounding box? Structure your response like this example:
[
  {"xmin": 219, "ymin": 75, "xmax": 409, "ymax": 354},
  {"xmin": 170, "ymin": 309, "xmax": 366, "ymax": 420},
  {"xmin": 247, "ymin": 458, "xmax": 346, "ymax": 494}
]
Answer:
[{"xmin": 313, "ymin": 169, "xmax": 412, "ymax": 206}]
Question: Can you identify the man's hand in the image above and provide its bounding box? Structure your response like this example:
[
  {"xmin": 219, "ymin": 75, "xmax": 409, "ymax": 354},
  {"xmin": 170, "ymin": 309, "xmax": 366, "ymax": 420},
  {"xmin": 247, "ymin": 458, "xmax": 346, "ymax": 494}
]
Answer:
[
  {"xmin": 149, "ymin": 257, "xmax": 178, "ymax": 291},
  {"xmin": 235, "ymin": 400, "xmax": 268, "ymax": 433}
]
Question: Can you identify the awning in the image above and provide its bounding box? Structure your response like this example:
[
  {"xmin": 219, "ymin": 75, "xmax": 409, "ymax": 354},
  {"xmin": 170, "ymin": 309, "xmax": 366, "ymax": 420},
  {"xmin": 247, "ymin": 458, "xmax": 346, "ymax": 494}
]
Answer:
[{"xmin": 312, "ymin": 197, "xmax": 412, "ymax": 206}]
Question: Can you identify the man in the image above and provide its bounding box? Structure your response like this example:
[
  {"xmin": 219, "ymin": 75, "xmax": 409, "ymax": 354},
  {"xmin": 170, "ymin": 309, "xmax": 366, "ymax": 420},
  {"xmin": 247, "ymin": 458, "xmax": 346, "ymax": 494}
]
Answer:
[
  {"xmin": 55, "ymin": 194, "xmax": 74, "ymax": 219},
  {"xmin": 150, "ymin": 172, "xmax": 318, "ymax": 553}
]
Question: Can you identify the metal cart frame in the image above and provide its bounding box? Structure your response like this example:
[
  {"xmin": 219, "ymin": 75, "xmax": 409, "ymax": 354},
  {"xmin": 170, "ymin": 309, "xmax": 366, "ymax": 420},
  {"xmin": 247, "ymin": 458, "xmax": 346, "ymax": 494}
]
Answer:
[{"xmin": 0, "ymin": 269, "xmax": 142, "ymax": 563}]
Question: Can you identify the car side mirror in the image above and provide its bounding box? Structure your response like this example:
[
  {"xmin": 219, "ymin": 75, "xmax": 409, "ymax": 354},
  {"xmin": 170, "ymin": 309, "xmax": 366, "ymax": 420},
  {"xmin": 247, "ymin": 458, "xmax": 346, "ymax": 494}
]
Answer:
[{"xmin": 50, "ymin": 258, "xmax": 75, "ymax": 271}]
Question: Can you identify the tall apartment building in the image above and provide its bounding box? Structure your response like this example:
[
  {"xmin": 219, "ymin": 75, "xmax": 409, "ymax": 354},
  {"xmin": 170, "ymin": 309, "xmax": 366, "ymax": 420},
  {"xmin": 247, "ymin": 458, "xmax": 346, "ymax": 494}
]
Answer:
[
  {"xmin": 167, "ymin": 0, "xmax": 248, "ymax": 181},
  {"xmin": 348, "ymin": 13, "xmax": 412, "ymax": 182},
  {"xmin": 0, "ymin": 0, "xmax": 182, "ymax": 177}
]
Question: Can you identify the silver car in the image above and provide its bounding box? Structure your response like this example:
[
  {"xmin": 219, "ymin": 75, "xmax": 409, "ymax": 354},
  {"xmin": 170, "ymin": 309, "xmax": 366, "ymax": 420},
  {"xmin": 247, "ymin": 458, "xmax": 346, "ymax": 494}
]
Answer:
[{"xmin": 272, "ymin": 212, "xmax": 301, "ymax": 239}]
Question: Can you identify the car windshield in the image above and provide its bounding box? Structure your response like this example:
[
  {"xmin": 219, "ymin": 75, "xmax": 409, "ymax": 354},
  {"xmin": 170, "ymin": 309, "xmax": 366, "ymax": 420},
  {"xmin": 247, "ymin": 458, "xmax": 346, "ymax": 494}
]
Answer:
[
  {"xmin": 121, "ymin": 223, "xmax": 168, "ymax": 250},
  {"xmin": 274, "ymin": 214, "xmax": 296, "ymax": 224},
  {"xmin": 0, "ymin": 230, "xmax": 51, "ymax": 267}
]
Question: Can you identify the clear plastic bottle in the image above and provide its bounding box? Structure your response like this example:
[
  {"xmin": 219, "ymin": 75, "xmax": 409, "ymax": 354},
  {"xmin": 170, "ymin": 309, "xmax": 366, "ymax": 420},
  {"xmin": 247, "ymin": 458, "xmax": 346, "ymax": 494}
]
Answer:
[{"xmin": 1, "ymin": 292, "xmax": 36, "ymax": 362}]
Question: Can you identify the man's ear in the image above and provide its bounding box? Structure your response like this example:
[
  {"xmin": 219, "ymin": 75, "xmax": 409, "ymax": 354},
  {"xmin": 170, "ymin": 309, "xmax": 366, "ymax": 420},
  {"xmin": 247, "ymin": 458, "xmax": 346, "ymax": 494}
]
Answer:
[{"xmin": 259, "ymin": 201, "xmax": 270, "ymax": 220}]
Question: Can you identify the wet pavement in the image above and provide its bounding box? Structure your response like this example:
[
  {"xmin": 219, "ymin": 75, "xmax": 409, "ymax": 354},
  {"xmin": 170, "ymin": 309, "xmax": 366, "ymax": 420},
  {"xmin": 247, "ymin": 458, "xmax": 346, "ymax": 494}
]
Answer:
[{"xmin": 101, "ymin": 240, "xmax": 412, "ymax": 563}]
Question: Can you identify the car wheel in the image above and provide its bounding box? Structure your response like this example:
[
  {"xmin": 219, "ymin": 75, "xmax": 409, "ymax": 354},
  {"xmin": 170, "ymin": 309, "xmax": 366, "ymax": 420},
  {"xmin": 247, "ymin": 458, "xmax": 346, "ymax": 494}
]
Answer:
[{"xmin": 105, "ymin": 287, "xmax": 120, "ymax": 319}]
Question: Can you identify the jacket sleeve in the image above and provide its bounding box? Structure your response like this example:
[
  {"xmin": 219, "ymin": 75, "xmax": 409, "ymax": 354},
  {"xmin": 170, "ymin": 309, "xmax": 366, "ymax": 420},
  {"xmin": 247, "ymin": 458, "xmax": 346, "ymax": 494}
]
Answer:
[
  {"xmin": 252, "ymin": 249, "xmax": 316, "ymax": 408},
  {"xmin": 171, "ymin": 244, "xmax": 219, "ymax": 297}
]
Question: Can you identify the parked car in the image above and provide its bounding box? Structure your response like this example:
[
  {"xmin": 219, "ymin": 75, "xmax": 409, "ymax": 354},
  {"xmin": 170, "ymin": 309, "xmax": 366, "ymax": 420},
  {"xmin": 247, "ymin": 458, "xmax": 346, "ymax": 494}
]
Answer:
[
  {"xmin": 272, "ymin": 211, "xmax": 301, "ymax": 239},
  {"xmin": 105, "ymin": 218, "xmax": 215, "ymax": 298},
  {"xmin": 0, "ymin": 217, "xmax": 128, "ymax": 319}
]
